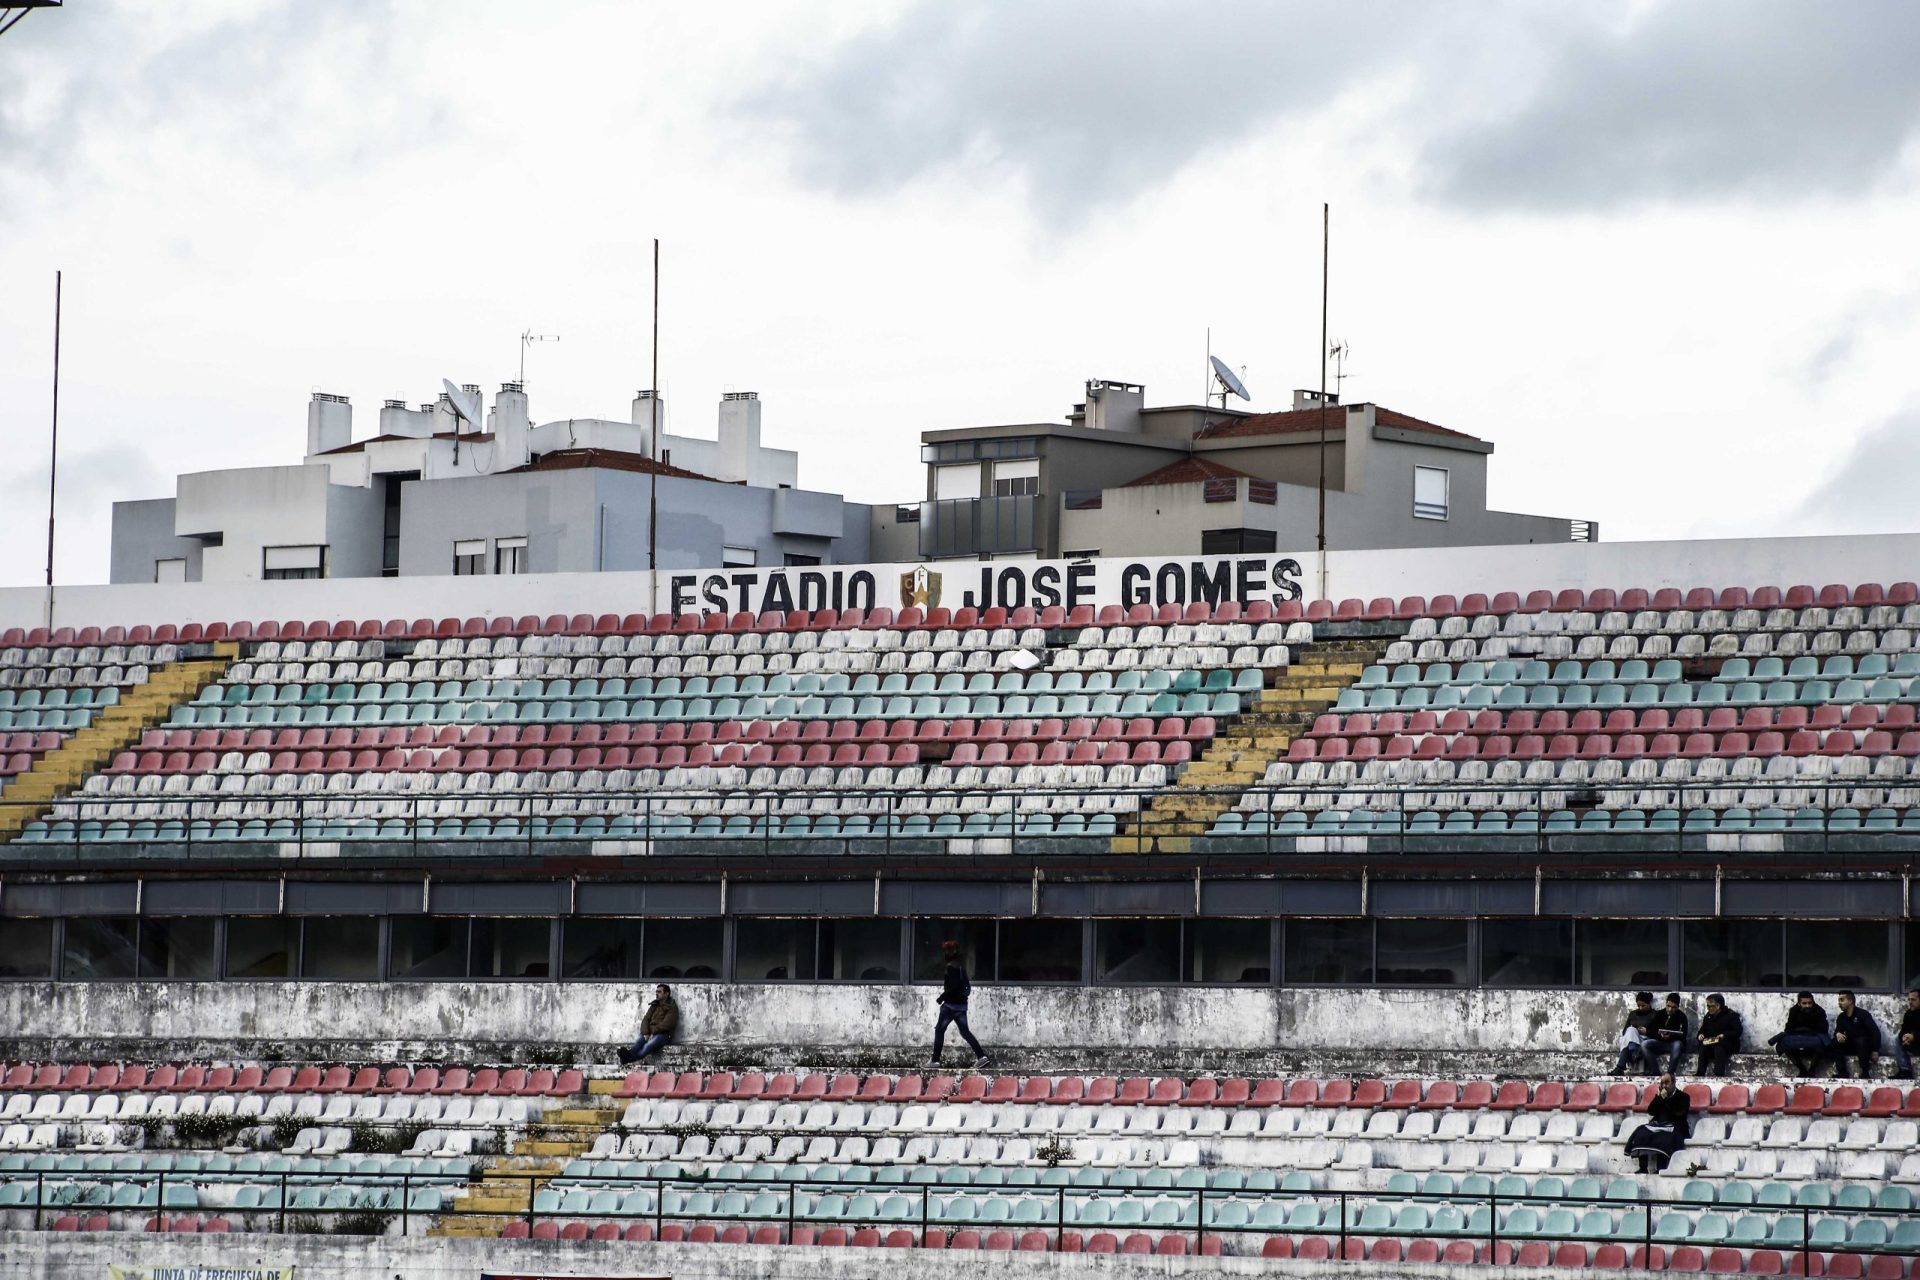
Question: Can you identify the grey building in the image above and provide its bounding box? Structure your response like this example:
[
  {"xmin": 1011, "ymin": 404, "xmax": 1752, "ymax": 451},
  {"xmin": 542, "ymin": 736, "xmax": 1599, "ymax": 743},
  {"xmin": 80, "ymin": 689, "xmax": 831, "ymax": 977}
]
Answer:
[
  {"xmin": 110, "ymin": 385, "xmax": 870, "ymax": 584},
  {"xmin": 891, "ymin": 381, "xmax": 1592, "ymax": 562}
]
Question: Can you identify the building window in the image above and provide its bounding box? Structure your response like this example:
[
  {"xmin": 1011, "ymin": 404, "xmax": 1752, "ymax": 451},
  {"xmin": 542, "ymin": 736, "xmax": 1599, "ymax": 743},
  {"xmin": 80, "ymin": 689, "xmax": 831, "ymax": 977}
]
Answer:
[
  {"xmin": 452, "ymin": 539, "xmax": 486, "ymax": 576},
  {"xmin": 262, "ymin": 545, "xmax": 326, "ymax": 580},
  {"xmin": 0, "ymin": 918, "xmax": 55, "ymax": 979},
  {"xmin": 494, "ymin": 537, "xmax": 528, "ymax": 575},
  {"xmin": 722, "ymin": 545, "xmax": 757, "ymax": 568},
  {"xmin": 783, "ymin": 553, "xmax": 821, "ymax": 567},
  {"xmin": 299, "ymin": 917, "xmax": 379, "ymax": 979},
  {"xmin": 1414, "ymin": 465, "xmax": 1450, "ymax": 520},
  {"xmin": 992, "ymin": 458, "xmax": 1039, "ymax": 497},
  {"xmin": 226, "ymin": 918, "xmax": 298, "ymax": 979},
  {"xmin": 154, "ymin": 558, "xmax": 186, "ymax": 584},
  {"xmin": 1200, "ymin": 528, "xmax": 1277, "ymax": 555},
  {"xmin": 643, "ymin": 918, "xmax": 723, "ymax": 981},
  {"xmin": 934, "ymin": 463, "xmax": 982, "ymax": 501},
  {"xmin": 1482, "ymin": 919, "xmax": 1574, "ymax": 986}
]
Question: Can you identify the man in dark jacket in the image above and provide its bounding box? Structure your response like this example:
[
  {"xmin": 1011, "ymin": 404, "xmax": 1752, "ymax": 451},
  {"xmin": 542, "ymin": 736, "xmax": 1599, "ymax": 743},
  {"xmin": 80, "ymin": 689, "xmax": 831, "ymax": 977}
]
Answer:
[
  {"xmin": 1643, "ymin": 993, "xmax": 1691, "ymax": 1076},
  {"xmin": 618, "ymin": 984, "xmax": 679, "ymax": 1065},
  {"xmin": 1896, "ymin": 988, "xmax": 1920, "ymax": 1080},
  {"xmin": 929, "ymin": 941, "xmax": 991, "ymax": 1069},
  {"xmin": 1768, "ymin": 991, "xmax": 1830, "ymax": 1076},
  {"xmin": 1611, "ymin": 991, "xmax": 1659, "ymax": 1075},
  {"xmin": 1696, "ymin": 994, "xmax": 1744, "ymax": 1077},
  {"xmin": 1827, "ymin": 990, "xmax": 1881, "ymax": 1079}
]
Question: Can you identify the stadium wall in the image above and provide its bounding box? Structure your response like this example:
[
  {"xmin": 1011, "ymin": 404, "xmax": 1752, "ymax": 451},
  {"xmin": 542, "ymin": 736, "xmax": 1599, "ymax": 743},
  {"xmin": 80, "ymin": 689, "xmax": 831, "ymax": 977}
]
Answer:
[
  {"xmin": 0, "ymin": 981, "xmax": 1901, "ymax": 1061},
  {"xmin": 0, "ymin": 1229, "xmax": 1577, "ymax": 1280},
  {"xmin": 6, "ymin": 531, "xmax": 1920, "ymax": 632}
]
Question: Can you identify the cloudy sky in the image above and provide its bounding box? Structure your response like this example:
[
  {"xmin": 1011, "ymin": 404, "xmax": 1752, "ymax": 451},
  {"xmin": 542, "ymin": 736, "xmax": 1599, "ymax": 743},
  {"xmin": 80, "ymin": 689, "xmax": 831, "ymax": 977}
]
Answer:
[{"xmin": 3, "ymin": 0, "xmax": 1920, "ymax": 586}]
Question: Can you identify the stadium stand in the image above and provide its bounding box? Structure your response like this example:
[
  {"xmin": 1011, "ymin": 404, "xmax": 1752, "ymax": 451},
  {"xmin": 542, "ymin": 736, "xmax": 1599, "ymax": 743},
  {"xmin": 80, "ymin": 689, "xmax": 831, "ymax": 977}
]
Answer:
[{"xmin": 3, "ymin": 564, "xmax": 1920, "ymax": 1275}]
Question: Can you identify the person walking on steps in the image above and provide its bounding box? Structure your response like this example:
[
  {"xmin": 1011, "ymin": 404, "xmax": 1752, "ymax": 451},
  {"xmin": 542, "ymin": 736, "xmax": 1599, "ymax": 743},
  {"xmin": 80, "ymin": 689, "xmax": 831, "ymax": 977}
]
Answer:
[
  {"xmin": 930, "ymin": 940, "xmax": 991, "ymax": 1069},
  {"xmin": 618, "ymin": 984, "xmax": 679, "ymax": 1065}
]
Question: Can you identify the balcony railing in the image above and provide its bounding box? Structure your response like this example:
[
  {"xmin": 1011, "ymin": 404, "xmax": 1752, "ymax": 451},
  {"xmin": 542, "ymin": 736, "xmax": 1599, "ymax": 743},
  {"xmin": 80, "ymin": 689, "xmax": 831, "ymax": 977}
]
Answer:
[{"xmin": 918, "ymin": 495, "xmax": 1040, "ymax": 558}]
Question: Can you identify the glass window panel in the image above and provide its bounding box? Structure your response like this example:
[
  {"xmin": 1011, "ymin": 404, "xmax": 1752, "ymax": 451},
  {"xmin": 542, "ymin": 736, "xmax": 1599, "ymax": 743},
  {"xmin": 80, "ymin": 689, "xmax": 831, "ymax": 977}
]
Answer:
[
  {"xmin": 735, "ymin": 919, "xmax": 817, "ymax": 981},
  {"xmin": 1786, "ymin": 920, "xmax": 1887, "ymax": 989},
  {"xmin": 471, "ymin": 918, "xmax": 551, "ymax": 979},
  {"xmin": 0, "ymin": 919, "xmax": 55, "ymax": 979},
  {"xmin": 1094, "ymin": 919, "xmax": 1180, "ymax": 984},
  {"xmin": 646, "ymin": 919, "xmax": 723, "ymax": 981},
  {"xmin": 1375, "ymin": 918, "xmax": 1469, "ymax": 986},
  {"xmin": 62, "ymin": 917, "xmax": 137, "ymax": 980},
  {"xmin": 225, "ymin": 918, "xmax": 297, "ymax": 979},
  {"xmin": 1579, "ymin": 920, "xmax": 1669, "ymax": 988},
  {"xmin": 138, "ymin": 917, "xmax": 215, "ymax": 980},
  {"xmin": 999, "ymin": 919, "xmax": 1081, "ymax": 983},
  {"xmin": 1682, "ymin": 920, "xmax": 1783, "ymax": 989},
  {"xmin": 1185, "ymin": 919, "xmax": 1271, "ymax": 984},
  {"xmin": 912, "ymin": 919, "xmax": 997, "ymax": 983},
  {"xmin": 1482, "ymin": 920, "xmax": 1574, "ymax": 987},
  {"xmin": 563, "ymin": 919, "xmax": 642, "ymax": 979},
  {"xmin": 1908, "ymin": 926, "xmax": 1920, "ymax": 992},
  {"xmin": 820, "ymin": 919, "xmax": 899, "ymax": 981},
  {"xmin": 301, "ymin": 917, "xmax": 379, "ymax": 979},
  {"xmin": 1285, "ymin": 919, "xmax": 1371, "ymax": 984},
  {"xmin": 390, "ymin": 917, "xmax": 468, "ymax": 979}
]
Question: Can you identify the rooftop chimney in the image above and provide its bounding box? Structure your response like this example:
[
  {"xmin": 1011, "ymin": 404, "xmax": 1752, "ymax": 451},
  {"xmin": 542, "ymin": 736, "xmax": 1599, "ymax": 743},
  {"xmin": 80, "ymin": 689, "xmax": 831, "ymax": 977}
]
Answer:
[
  {"xmin": 632, "ymin": 390, "xmax": 666, "ymax": 457},
  {"xmin": 1293, "ymin": 388, "xmax": 1339, "ymax": 410},
  {"xmin": 1085, "ymin": 380, "xmax": 1144, "ymax": 434},
  {"xmin": 491, "ymin": 383, "xmax": 531, "ymax": 470},
  {"xmin": 717, "ymin": 391, "xmax": 761, "ymax": 483},
  {"xmin": 306, "ymin": 392, "xmax": 351, "ymax": 456}
]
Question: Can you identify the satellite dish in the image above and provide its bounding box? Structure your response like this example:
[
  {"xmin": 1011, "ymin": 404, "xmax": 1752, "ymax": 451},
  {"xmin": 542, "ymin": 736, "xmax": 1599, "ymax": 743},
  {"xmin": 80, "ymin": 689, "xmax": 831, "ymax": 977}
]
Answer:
[
  {"xmin": 441, "ymin": 378, "xmax": 482, "ymax": 430},
  {"xmin": 1209, "ymin": 355, "xmax": 1251, "ymax": 402}
]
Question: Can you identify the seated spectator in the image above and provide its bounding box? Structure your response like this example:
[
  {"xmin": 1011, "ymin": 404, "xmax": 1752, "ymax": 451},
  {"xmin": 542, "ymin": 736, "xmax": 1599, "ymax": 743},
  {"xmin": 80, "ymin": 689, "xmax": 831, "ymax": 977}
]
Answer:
[
  {"xmin": 1897, "ymin": 988, "xmax": 1919, "ymax": 1081},
  {"xmin": 1768, "ymin": 991, "xmax": 1830, "ymax": 1076},
  {"xmin": 1623, "ymin": 1073, "xmax": 1691, "ymax": 1174},
  {"xmin": 617, "ymin": 984, "xmax": 680, "ymax": 1065},
  {"xmin": 1695, "ymin": 994, "xmax": 1743, "ymax": 1077},
  {"xmin": 1828, "ymin": 989, "xmax": 1881, "ymax": 1079},
  {"xmin": 1643, "ymin": 992, "xmax": 1691, "ymax": 1076},
  {"xmin": 1611, "ymin": 991, "xmax": 1659, "ymax": 1076}
]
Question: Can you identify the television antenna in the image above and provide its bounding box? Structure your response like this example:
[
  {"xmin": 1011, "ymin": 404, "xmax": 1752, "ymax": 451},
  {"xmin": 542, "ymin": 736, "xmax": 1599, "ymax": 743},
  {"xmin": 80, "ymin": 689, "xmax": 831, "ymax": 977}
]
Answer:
[
  {"xmin": 0, "ymin": 2, "xmax": 62, "ymax": 42},
  {"xmin": 519, "ymin": 329, "xmax": 559, "ymax": 384},
  {"xmin": 1329, "ymin": 340, "xmax": 1352, "ymax": 400},
  {"xmin": 1208, "ymin": 354, "xmax": 1251, "ymax": 409}
]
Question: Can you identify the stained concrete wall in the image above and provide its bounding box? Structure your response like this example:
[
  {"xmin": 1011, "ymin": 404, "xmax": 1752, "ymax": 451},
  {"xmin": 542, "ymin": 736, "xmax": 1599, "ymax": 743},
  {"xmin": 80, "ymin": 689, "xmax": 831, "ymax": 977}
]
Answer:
[
  {"xmin": 0, "ymin": 1226, "xmax": 1592, "ymax": 1280},
  {"xmin": 0, "ymin": 981, "xmax": 1901, "ymax": 1063}
]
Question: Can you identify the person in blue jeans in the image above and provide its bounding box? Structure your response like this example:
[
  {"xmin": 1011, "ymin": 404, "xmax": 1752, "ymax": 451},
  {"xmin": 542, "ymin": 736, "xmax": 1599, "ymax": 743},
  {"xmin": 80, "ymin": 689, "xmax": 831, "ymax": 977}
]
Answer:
[
  {"xmin": 618, "ymin": 984, "xmax": 679, "ymax": 1065},
  {"xmin": 929, "ymin": 941, "xmax": 991, "ymax": 1069}
]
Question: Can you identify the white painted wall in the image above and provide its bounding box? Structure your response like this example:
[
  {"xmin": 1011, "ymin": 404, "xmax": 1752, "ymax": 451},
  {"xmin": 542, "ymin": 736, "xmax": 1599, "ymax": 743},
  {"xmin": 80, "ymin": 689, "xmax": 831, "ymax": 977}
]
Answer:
[
  {"xmin": 16, "ymin": 531, "xmax": 1920, "ymax": 633},
  {"xmin": 172, "ymin": 465, "xmax": 334, "ymax": 583}
]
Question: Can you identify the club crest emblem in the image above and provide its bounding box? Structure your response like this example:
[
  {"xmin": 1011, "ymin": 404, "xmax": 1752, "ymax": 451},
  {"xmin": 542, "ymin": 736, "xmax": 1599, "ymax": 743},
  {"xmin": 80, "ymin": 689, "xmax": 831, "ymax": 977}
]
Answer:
[{"xmin": 899, "ymin": 565, "xmax": 942, "ymax": 609}]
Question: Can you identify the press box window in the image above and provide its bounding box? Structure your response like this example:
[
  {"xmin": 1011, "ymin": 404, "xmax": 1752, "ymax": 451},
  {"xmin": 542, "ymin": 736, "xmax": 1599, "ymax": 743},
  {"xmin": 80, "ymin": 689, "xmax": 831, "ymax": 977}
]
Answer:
[
  {"xmin": 722, "ymin": 546, "xmax": 757, "ymax": 568},
  {"xmin": 494, "ymin": 537, "xmax": 527, "ymax": 575},
  {"xmin": 992, "ymin": 458, "xmax": 1039, "ymax": 498},
  {"xmin": 1200, "ymin": 529, "xmax": 1277, "ymax": 556},
  {"xmin": 262, "ymin": 545, "xmax": 325, "ymax": 580},
  {"xmin": 452, "ymin": 540, "xmax": 486, "ymax": 576},
  {"xmin": 1413, "ymin": 466, "xmax": 1450, "ymax": 521}
]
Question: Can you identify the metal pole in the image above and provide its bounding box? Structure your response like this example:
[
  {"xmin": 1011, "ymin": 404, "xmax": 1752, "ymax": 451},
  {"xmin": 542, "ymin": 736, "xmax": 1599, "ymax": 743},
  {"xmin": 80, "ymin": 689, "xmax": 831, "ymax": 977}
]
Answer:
[
  {"xmin": 44, "ymin": 270, "xmax": 61, "ymax": 631},
  {"xmin": 647, "ymin": 238, "xmax": 660, "ymax": 575},
  {"xmin": 1315, "ymin": 205, "xmax": 1329, "ymax": 602},
  {"xmin": 1056, "ymin": 1183, "xmax": 1064, "ymax": 1251}
]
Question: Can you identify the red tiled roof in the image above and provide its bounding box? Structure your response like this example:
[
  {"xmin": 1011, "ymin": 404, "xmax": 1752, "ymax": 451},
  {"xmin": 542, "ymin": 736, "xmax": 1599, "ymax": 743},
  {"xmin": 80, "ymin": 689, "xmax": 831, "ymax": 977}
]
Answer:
[
  {"xmin": 509, "ymin": 449, "xmax": 720, "ymax": 482},
  {"xmin": 1122, "ymin": 456, "xmax": 1261, "ymax": 488},
  {"xmin": 315, "ymin": 430, "xmax": 490, "ymax": 456},
  {"xmin": 1194, "ymin": 404, "xmax": 1480, "ymax": 443}
]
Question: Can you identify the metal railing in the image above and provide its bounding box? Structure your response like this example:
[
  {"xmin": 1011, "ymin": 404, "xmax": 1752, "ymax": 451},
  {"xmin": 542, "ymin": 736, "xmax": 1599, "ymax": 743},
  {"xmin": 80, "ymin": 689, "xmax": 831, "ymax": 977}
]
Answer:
[
  {"xmin": 5, "ymin": 778, "xmax": 1919, "ymax": 865},
  {"xmin": 12, "ymin": 1165, "xmax": 1907, "ymax": 1270}
]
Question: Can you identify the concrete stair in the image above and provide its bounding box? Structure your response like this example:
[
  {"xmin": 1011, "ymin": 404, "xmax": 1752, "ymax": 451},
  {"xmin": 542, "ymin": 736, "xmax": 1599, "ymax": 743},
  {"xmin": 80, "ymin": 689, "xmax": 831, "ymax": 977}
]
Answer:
[
  {"xmin": 0, "ymin": 646, "xmax": 237, "ymax": 841},
  {"xmin": 1113, "ymin": 636, "xmax": 1393, "ymax": 853},
  {"xmin": 431, "ymin": 1098, "xmax": 622, "ymax": 1238}
]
